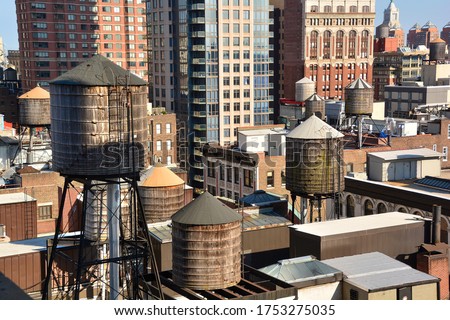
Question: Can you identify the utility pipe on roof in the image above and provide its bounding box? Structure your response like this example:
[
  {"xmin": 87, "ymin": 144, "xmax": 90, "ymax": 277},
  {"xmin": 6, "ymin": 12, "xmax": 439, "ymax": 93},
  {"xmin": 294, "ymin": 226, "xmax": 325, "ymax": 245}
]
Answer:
[
  {"xmin": 432, "ymin": 205, "xmax": 441, "ymax": 244},
  {"xmin": 107, "ymin": 181, "xmax": 121, "ymax": 300}
]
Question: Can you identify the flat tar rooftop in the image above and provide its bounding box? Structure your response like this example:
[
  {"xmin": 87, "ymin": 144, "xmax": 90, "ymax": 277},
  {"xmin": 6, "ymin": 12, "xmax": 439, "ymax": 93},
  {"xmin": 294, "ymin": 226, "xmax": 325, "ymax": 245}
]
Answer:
[{"xmin": 290, "ymin": 212, "xmax": 424, "ymax": 237}]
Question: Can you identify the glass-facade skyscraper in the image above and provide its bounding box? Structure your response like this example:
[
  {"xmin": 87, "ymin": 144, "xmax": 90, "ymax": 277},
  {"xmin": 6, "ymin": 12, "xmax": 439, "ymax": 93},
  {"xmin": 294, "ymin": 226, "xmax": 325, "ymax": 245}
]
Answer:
[{"xmin": 148, "ymin": 0, "xmax": 274, "ymax": 193}]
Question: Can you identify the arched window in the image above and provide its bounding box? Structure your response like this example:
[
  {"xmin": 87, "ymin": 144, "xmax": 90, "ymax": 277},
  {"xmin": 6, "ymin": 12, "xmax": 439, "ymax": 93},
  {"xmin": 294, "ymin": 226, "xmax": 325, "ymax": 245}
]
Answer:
[
  {"xmin": 362, "ymin": 5, "xmax": 370, "ymax": 13},
  {"xmin": 337, "ymin": 5, "xmax": 345, "ymax": 13},
  {"xmin": 350, "ymin": 5, "xmax": 357, "ymax": 13},
  {"xmin": 361, "ymin": 30, "xmax": 369, "ymax": 58},
  {"xmin": 323, "ymin": 31, "xmax": 331, "ymax": 59},
  {"xmin": 324, "ymin": 5, "xmax": 332, "ymax": 13},
  {"xmin": 364, "ymin": 200, "xmax": 374, "ymax": 215},
  {"xmin": 346, "ymin": 195, "xmax": 355, "ymax": 217},
  {"xmin": 348, "ymin": 30, "xmax": 357, "ymax": 58},
  {"xmin": 310, "ymin": 5, "xmax": 318, "ymax": 12},
  {"xmin": 377, "ymin": 203, "xmax": 387, "ymax": 214},
  {"xmin": 310, "ymin": 31, "xmax": 319, "ymax": 59},
  {"xmin": 336, "ymin": 30, "xmax": 344, "ymax": 59},
  {"xmin": 398, "ymin": 207, "xmax": 408, "ymax": 213}
]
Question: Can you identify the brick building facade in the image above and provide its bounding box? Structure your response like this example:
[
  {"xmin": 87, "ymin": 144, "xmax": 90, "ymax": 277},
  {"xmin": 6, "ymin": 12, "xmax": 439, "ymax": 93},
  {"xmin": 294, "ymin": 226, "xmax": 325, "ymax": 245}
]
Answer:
[
  {"xmin": 148, "ymin": 113, "xmax": 177, "ymax": 166},
  {"xmin": 16, "ymin": 0, "xmax": 148, "ymax": 92},
  {"xmin": 283, "ymin": 0, "xmax": 375, "ymax": 100}
]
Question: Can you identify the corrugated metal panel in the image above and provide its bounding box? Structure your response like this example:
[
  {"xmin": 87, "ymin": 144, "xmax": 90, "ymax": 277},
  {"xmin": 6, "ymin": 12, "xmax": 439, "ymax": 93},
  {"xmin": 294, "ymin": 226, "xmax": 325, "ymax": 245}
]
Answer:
[
  {"xmin": 323, "ymin": 252, "xmax": 439, "ymax": 291},
  {"xmin": 0, "ymin": 251, "xmax": 43, "ymax": 294},
  {"xmin": 415, "ymin": 176, "xmax": 450, "ymax": 191},
  {"xmin": 0, "ymin": 200, "xmax": 37, "ymax": 241}
]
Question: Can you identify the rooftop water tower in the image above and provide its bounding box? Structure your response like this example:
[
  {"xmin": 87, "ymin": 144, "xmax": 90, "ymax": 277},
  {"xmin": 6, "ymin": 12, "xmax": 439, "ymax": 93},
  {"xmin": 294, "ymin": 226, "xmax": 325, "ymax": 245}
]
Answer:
[
  {"xmin": 286, "ymin": 115, "xmax": 344, "ymax": 223},
  {"xmin": 17, "ymin": 86, "xmax": 51, "ymax": 165},
  {"xmin": 44, "ymin": 55, "xmax": 162, "ymax": 300}
]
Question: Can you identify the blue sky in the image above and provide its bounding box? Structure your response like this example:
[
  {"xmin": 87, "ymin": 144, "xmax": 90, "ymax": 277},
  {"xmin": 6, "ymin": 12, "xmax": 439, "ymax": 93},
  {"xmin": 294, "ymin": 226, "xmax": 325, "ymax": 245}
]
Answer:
[{"xmin": 0, "ymin": 0, "xmax": 449, "ymax": 51}]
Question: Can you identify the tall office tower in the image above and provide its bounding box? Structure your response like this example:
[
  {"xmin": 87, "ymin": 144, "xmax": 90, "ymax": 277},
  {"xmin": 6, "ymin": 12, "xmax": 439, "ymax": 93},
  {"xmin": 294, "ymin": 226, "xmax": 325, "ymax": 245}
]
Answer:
[
  {"xmin": 283, "ymin": 0, "xmax": 375, "ymax": 100},
  {"xmin": 16, "ymin": 0, "xmax": 148, "ymax": 91},
  {"xmin": 375, "ymin": 0, "xmax": 404, "ymax": 48},
  {"xmin": 148, "ymin": 0, "xmax": 274, "ymax": 193}
]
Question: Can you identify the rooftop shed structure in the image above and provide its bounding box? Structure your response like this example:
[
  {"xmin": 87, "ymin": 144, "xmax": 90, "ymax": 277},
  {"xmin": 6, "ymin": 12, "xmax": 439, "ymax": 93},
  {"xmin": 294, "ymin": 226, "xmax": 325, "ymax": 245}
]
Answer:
[
  {"xmin": 367, "ymin": 148, "xmax": 442, "ymax": 182},
  {"xmin": 323, "ymin": 252, "xmax": 439, "ymax": 300},
  {"xmin": 290, "ymin": 212, "xmax": 427, "ymax": 260},
  {"xmin": 171, "ymin": 192, "xmax": 242, "ymax": 290}
]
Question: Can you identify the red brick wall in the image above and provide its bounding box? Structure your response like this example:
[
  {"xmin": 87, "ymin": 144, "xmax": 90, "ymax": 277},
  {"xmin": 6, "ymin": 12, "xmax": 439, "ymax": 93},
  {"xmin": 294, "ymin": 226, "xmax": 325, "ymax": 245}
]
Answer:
[{"xmin": 417, "ymin": 253, "xmax": 449, "ymax": 300}]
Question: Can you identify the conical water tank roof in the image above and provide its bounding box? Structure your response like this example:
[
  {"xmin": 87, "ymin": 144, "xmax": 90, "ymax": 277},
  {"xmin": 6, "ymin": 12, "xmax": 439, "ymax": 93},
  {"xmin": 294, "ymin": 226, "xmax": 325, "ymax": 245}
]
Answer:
[
  {"xmin": 304, "ymin": 93, "xmax": 325, "ymax": 120},
  {"xmin": 50, "ymin": 54, "xmax": 147, "ymax": 86},
  {"xmin": 141, "ymin": 163, "xmax": 185, "ymax": 187},
  {"xmin": 287, "ymin": 115, "xmax": 343, "ymax": 140},
  {"xmin": 18, "ymin": 86, "xmax": 49, "ymax": 100},
  {"xmin": 346, "ymin": 78, "xmax": 372, "ymax": 89},
  {"xmin": 172, "ymin": 191, "xmax": 241, "ymax": 225}
]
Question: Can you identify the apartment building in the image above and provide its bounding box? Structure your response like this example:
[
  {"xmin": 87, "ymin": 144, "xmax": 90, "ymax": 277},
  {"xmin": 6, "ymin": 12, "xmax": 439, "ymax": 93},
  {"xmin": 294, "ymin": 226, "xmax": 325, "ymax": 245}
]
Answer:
[{"xmin": 16, "ymin": 0, "xmax": 148, "ymax": 91}]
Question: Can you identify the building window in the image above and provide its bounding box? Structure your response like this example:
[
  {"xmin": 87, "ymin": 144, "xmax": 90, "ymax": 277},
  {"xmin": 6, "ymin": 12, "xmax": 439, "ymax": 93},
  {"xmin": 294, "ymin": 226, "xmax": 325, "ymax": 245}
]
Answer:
[
  {"xmin": 208, "ymin": 161, "xmax": 216, "ymax": 178},
  {"xmin": 361, "ymin": 30, "xmax": 369, "ymax": 58},
  {"xmin": 349, "ymin": 30, "xmax": 357, "ymax": 59},
  {"xmin": 166, "ymin": 156, "xmax": 172, "ymax": 165},
  {"xmin": 154, "ymin": 140, "xmax": 162, "ymax": 151},
  {"xmin": 38, "ymin": 204, "xmax": 52, "ymax": 220},
  {"xmin": 266, "ymin": 171, "xmax": 274, "ymax": 188},
  {"xmin": 346, "ymin": 195, "xmax": 355, "ymax": 217},
  {"xmin": 166, "ymin": 139, "xmax": 172, "ymax": 150},
  {"xmin": 443, "ymin": 147, "xmax": 448, "ymax": 161},
  {"xmin": 310, "ymin": 31, "xmax": 318, "ymax": 59},
  {"xmin": 377, "ymin": 203, "xmax": 387, "ymax": 214},
  {"xmin": 234, "ymin": 167, "xmax": 239, "ymax": 184},
  {"xmin": 244, "ymin": 169, "xmax": 253, "ymax": 188},
  {"xmin": 336, "ymin": 30, "xmax": 344, "ymax": 59},
  {"xmin": 227, "ymin": 167, "xmax": 232, "ymax": 182},
  {"xmin": 350, "ymin": 289, "xmax": 359, "ymax": 300},
  {"xmin": 220, "ymin": 165, "xmax": 225, "ymax": 180},
  {"xmin": 432, "ymin": 144, "xmax": 437, "ymax": 152},
  {"xmin": 323, "ymin": 31, "xmax": 331, "ymax": 59},
  {"xmin": 364, "ymin": 200, "xmax": 374, "ymax": 215},
  {"xmin": 281, "ymin": 170, "xmax": 286, "ymax": 186},
  {"xmin": 156, "ymin": 123, "xmax": 161, "ymax": 134},
  {"xmin": 447, "ymin": 124, "xmax": 450, "ymax": 138}
]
